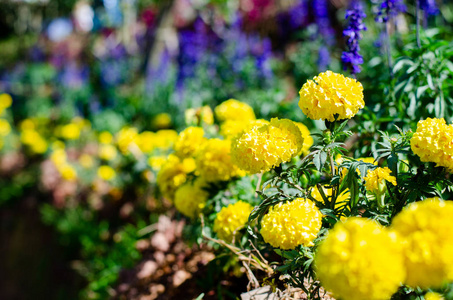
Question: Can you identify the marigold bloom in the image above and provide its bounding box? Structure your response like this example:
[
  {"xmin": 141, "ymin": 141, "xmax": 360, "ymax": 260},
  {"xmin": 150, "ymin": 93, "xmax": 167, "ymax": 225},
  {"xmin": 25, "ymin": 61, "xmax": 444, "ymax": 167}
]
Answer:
[
  {"xmin": 154, "ymin": 129, "xmax": 178, "ymax": 150},
  {"xmin": 138, "ymin": 131, "xmax": 156, "ymax": 153},
  {"xmin": 157, "ymin": 155, "xmax": 196, "ymax": 201},
  {"xmin": 152, "ymin": 113, "xmax": 172, "ymax": 129},
  {"xmin": 98, "ymin": 144, "xmax": 118, "ymax": 161},
  {"xmin": 214, "ymin": 201, "xmax": 254, "ymax": 243},
  {"xmin": 116, "ymin": 127, "xmax": 139, "ymax": 154},
  {"xmin": 410, "ymin": 118, "xmax": 453, "ymax": 172},
  {"xmin": 98, "ymin": 165, "xmax": 116, "ymax": 181},
  {"xmin": 231, "ymin": 118, "xmax": 303, "ymax": 174},
  {"xmin": 315, "ymin": 218, "xmax": 405, "ymax": 300},
  {"xmin": 0, "ymin": 119, "xmax": 11, "ymax": 136},
  {"xmin": 174, "ymin": 178, "xmax": 209, "ymax": 219},
  {"xmin": 195, "ymin": 138, "xmax": 244, "ymax": 182},
  {"xmin": 215, "ymin": 99, "xmax": 255, "ymax": 122},
  {"xmin": 298, "ymin": 71, "xmax": 364, "ymax": 122},
  {"xmin": 148, "ymin": 155, "xmax": 167, "ymax": 171},
  {"xmin": 260, "ymin": 198, "xmax": 322, "ymax": 249},
  {"xmin": 60, "ymin": 164, "xmax": 78, "ymax": 181},
  {"xmin": 59, "ymin": 123, "xmax": 81, "ymax": 140},
  {"xmin": 364, "ymin": 167, "xmax": 397, "ymax": 193},
  {"xmin": 220, "ymin": 119, "xmax": 269, "ymax": 140},
  {"xmin": 425, "ymin": 292, "xmax": 445, "ymax": 300},
  {"xmin": 391, "ymin": 199, "xmax": 453, "ymax": 288},
  {"xmin": 174, "ymin": 127, "xmax": 206, "ymax": 158},
  {"xmin": 99, "ymin": 131, "xmax": 113, "ymax": 144}
]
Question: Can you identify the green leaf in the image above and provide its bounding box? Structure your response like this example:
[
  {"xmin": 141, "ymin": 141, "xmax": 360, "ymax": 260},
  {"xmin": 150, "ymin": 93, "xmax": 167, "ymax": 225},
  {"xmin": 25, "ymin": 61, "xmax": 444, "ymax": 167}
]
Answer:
[{"xmin": 313, "ymin": 151, "xmax": 327, "ymax": 172}]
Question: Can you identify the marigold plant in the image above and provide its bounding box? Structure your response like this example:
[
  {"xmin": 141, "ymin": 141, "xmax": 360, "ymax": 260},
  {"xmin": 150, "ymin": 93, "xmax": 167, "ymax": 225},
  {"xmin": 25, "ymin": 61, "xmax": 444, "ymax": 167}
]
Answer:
[
  {"xmin": 214, "ymin": 99, "xmax": 255, "ymax": 123},
  {"xmin": 231, "ymin": 118, "xmax": 303, "ymax": 174},
  {"xmin": 260, "ymin": 198, "xmax": 322, "ymax": 249},
  {"xmin": 390, "ymin": 199, "xmax": 453, "ymax": 288},
  {"xmin": 174, "ymin": 178, "xmax": 209, "ymax": 219},
  {"xmin": 315, "ymin": 218, "xmax": 405, "ymax": 300},
  {"xmin": 298, "ymin": 71, "xmax": 364, "ymax": 122},
  {"xmin": 213, "ymin": 201, "xmax": 254, "ymax": 243},
  {"xmin": 410, "ymin": 118, "xmax": 453, "ymax": 172},
  {"xmin": 174, "ymin": 126, "xmax": 206, "ymax": 158},
  {"xmin": 195, "ymin": 138, "xmax": 244, "ymax": 182},
  {"xmin": 156, "ymin": 154, "xmax": 196, "ymax": 201},
  {"xmin": 364, "ymin": 167, "xmax": 397, "ymax": 193}
]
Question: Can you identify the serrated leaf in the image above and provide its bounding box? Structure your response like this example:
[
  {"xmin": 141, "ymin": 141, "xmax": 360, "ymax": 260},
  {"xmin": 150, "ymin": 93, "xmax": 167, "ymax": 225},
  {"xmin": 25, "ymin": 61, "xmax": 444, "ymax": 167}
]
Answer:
[{"xmin": 313, "ymin": 150, "xmax": 327, "ymax": 171}]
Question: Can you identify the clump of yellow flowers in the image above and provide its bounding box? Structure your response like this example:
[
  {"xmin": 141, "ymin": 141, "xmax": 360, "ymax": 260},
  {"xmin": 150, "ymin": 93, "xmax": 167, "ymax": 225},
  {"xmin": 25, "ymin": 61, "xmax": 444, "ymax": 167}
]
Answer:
[
  {"xmin": 364, "ymin": 167, "xmax": 397, "ymax": 193},
  {"xmin": 213, "ymin": 201, "xmax": 253, "ymax": 243},
  {"xmin": 214, "ymin": 99, "xmax": 255, "ymax": 123},
  {"xmin": 174, "ymin": 126, "xmax": 206, "ymax": 159},
  {"xmin": 195, "ymin": 138, "xmax": 244, "ymax": 182},
  {"xmin": 315, "ymin": 217, "xmax": 405, "ymax": 300},
  {"xmin": 174, "ymin": 178, "xmax": 209, "ymax": 219},
  {"xmin": 298, "ymin": 71, "xmax": 364, "ymax": 122},
  {"xmin": 156, "ymin": 154, "xmax": 196, "ymax": 201},
  {"xmin": 260, "ymin": 198, "xmax": 322, "ymax": 249},
  {"xmin": 390, "ymin": 199, "xmax": 453, "ymax": 289},
  {"xmin": 231, "ymin": 118, "xmax": 304, "ymax": 174},
  {"xmin": 410, "ymin": 118, "xmax": 453, "ymax": 172}
]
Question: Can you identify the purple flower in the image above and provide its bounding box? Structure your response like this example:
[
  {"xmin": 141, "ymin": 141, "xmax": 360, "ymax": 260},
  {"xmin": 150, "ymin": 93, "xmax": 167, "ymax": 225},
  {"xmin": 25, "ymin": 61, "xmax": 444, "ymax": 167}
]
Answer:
[
  {"xmin": 420, "ymin": 0, "xmax": 439, "ymax": 16},
  {"xmin": 289, "ymin": 0, "xmax": 309, "ymax": 29},
  {"xmin": 313, "ymin": 0, "xmax": 334, "ymax": 42},
  {"xmin": 375, "ymin": 0, "xmax": 406, "ymax": 23},
  {"xmin": 318, "ymin": 46, "xmax": 331, "ymax": 71},
  {"xmin": 342, "ymin": 1, "xmax": 367, "ymax": 74}
]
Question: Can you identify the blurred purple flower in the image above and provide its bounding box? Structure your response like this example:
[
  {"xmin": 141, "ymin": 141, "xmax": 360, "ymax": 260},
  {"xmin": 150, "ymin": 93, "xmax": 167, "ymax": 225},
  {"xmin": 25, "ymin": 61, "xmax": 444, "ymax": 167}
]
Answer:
[
  {"xmin": 420, "ymin": 0, "xmax": 439, "ymax": 16},
  {"xmin": 146, "ymin": 48, "xmax": 172, "ymax": 93},
  {"xmin": 313, "ymin": 0, "xmax": 334, "ymax": 41},
  {"xmin": 375, "ymin": 0, "xmax": 406, "ymax": 23},
  {"xmin": 176, "ymin": 17, "xmax": 210, "ymax": 90},
  {"xmin": 289, "ymin": 0, "xmax": 309, "ymax": 29},
  {"xmin": 59, "ymin": 62, "xmax": 89, "ymax": 89},
  {"xmin": 318, "ymin": 46, "xmax": 330, "ymax": 71},
  {"xmin": 342, "ymin": 1, "xmax": 367, "ymax": 74}
]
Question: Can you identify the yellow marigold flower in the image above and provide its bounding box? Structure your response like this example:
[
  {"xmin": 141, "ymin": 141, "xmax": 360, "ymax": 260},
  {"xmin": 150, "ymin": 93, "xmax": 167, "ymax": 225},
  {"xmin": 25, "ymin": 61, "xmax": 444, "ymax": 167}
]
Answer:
[
  {"xmin": 137, "ymin": 131, "xmax": 156, "ymax": 154},
  {"xmin": 79, "ymin": 154, "xmax": 94, "ymax": 169},
  {"xmin": 195, "ymin": 138, "xmax": 245, "ymax": 182},
  {"xmin": 98, "ymin": 144, "xmax": 117, "ymax": 161},
  {"xmin": 157, "ymin": 155, "xmax": 196, "ymax": 201},
  {"xmin": 174, "ymin": 178, "xmax": 209, "ymax": 219},
  {"xmin": 390, "ymin": 200, "xmax": 453, "ymax": 288},
  {"xmin": 215, "ymin": 99, "xmax": 255, "ymax": 122},
  {"xmin": 98, "ymin": 165, "xmax": 116, "ymax": 181},
  {"xmin": 298, "ymin": 71, "xmax": 364, "ymax": 122},
  {"xmin": 0, "ymin": 93, "xmax": 12, "ymax": 115},
  {"xmin": 315, "ymin": 218, "xmax": 405, "ymax": 300},
  {"xmin": 174, "ymin": 127, "xmax": 206, "ymax": 158},
  {"xmin": 364, "ymin": 167, "xmax": 397, "ymax": 193},
  {"xmin": 59, "ymin": 164, "xmax": 78, "ymax": 181},
  {"xmin": 260, "ymin": 198, "xmax": 322, "ymax": 249},
  {"xmin": 116, "ymin": 127, "xmax": 139, "ymax": 154},
  {"xmin": 220, "ymin": 119, "xmax": 269, "ymax": 140},
  {"xmin": 21, "ymin": 129, "xmax": 48, "ymax": 154},
  {"xmin": 59, "ymin": 123, "xmax": 81, "ymax": 140},
  {"xmin": 410, "ymin": 118, "xmax": 453, "ymax": 172},
  {"xmin": 148, "ymin": 155, "xmax": 167, "ymax": 171},
  {"xmin": 231, "ymin": 118, "xmax": 303, "ymax": 174},
  {"xmin": 0, "ymin": 119, "xmax": 11, "ymax": 136},
  {"xmin": 152, "ymin": 113, "xmax": 172, "ymax": 129},
  {"xmin": 154, "ymin": 129, "xmax": 178, "ymax": 150},
  {"xmin": 185, "ymin": 106, "xmax": 214, "ymax": 126},
  {"xmin": 20, "ymin": 119, "xmax": 35, "ymax": 131},
  {"xmin": 294, "ymin": 122, "xmax": 313, "ymax": 156},
  {"xmin": 214, "ymin": 201, "xmax": 254, "ymax": 243},
  {"xmin": 51, "ymin": 149, "xmax": 67, "ymax": 166},
  {"xmin": 99, "ymin": 131, "xmax": 113, "ymax": 144},
  {"xmin": 425, "ymin": 292, "xmax": 445, "ymax": 300}
]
